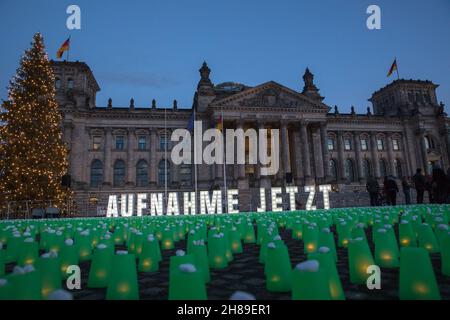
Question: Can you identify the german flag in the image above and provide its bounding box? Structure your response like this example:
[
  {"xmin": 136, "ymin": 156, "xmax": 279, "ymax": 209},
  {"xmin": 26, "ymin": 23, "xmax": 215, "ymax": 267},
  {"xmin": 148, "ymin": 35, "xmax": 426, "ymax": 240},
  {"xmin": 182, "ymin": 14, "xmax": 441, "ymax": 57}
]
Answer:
[
  {"xmin": 387, "ymin": 58, "xmax": 398, "ymax": 77},
  {"xmin": 56, "ymin": 37, "xmax": 70, "ymax": 59}
]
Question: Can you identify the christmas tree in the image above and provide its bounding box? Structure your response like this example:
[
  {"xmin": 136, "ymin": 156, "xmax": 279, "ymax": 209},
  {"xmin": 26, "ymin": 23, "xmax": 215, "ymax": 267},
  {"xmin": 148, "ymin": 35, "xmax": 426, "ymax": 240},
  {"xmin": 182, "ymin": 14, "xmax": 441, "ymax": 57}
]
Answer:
[{"xmin": 0, "ymin": 33, "xmax": 70, "ymax": 214}]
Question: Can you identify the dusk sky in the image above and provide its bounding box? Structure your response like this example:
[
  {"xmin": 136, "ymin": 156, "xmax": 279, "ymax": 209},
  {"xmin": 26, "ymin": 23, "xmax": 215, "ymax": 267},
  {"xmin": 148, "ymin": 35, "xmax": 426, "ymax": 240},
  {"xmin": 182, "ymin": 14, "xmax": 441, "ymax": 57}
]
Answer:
[{"xmin": 0, "ymin": 0, "xmax": 449, "ymax": 113}]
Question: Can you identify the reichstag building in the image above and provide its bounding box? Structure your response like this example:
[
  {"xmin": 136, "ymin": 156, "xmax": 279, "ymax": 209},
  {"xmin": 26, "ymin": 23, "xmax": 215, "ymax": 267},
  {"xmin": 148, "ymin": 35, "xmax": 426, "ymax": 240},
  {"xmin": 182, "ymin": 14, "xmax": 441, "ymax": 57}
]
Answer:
[{"xmin": 51, "ymin": 60, "xmax": 450, "ymax": 213}]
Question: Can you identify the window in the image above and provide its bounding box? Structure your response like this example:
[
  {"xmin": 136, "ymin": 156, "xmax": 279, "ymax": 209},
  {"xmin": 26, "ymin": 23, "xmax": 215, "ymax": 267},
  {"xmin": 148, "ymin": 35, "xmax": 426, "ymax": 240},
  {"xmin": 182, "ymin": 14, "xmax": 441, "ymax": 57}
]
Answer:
[
  {"xmin": 344, "ymin": 138, "xmax": 352, "ymax": 151},
  {"xmin": 392, "ymin": 139, "xmax": 400, "ymax": 151},
  {"xmin": 360, "ymin": 138, "xmax": 368, "ymax": 151},
  {"xmin": 363, "ymin": 159, "xmax": 371, "ymax": 178},
  {"xmin": 424, "ymin": 136, "xmax": 435, "ymax": 150},
  {"xmin": 55, "ymin": 78, "xmax": 61, "ymax": 89},
  {"xmin": 327, "ymin": 138, "xmax": 335, "ymax": 151},
  {"xmin": 113, "ymin": 160, "xmax": 126, "ymax": 187},
  {"xmin": 160, "ymin": 136, "xmax": 170, "ymax": 151},
  {"xmin": 158, "ymin": 160, "xmax": 171, "ymax": 186},
  {"xmin": 115, "ymin": 136, "xmax": 125, "ymax": 150},
  {"xmin": 379, "ymin": 159, "xmax": 387, "ymax": 178},
  {"xmin": 92, "ymin": 136, "xmax": 102, "ymax": 151},
  {"xmin": 90, "ymin": 160, "xmax": 103, "ymax": 187},
  {"xmin": 67, "ymin": 78, "xmax": 74, "ymax": 89},
  {"xmin": 136, "ymin": 160, "xmax": 148, "ymax": 187},
  {"xmin": 344, "ymin": 159, "xmax": 355, "ymax": 182},
  {"xmin": 329, "ymin": 159, "xmax": 338, "ymax": 182},
  {"xmin": 138, "ymin": 136, "xmax": 147, "ymax": 150},
  {"xmin": 180, "ymin": 164, "xmax": 192, "ymax": 187},
  {"xmin": 376, "ymin": 138, "xmax": 384, "ymax": 151}
]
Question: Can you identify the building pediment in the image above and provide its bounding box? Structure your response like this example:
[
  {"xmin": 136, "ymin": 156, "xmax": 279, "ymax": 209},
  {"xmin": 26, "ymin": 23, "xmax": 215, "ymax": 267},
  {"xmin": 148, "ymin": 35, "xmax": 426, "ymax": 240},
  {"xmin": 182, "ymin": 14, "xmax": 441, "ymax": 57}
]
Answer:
[{"xmin": 209, "ymin": 81, "xmax": 329, "ymax": 112}]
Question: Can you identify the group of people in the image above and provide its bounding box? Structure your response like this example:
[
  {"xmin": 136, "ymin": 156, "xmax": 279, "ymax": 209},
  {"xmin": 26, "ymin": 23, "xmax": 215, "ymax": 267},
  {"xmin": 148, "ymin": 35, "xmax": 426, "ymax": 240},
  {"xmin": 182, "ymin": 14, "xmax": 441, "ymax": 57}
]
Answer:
[{"xmin": 366, "ymin": 167, "xmax": 450, "ymax": 206}]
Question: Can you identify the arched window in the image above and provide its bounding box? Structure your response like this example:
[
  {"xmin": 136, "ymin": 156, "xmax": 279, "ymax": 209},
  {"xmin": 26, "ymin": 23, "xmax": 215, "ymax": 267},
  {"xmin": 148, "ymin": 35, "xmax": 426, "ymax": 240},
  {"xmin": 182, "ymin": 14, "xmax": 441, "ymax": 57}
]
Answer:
[
  {"xmin": 379, "ymin": 159, "xmax": 387, "ymax": 178},
  {"xmin": 424, "ymin": 136, "xmax": 436, "ymax": 150},
  {"xmin": 158, "ymin": 159, "xmax": 171, "ymax": 186},
  {"xmin": 327, "ymin": 137, "xmax": 336, "ymax": 151},
  {"xmin": 136, "ymin": 160, "xmax": 148, "ymax": 187},
  {"xmin": 55, "ymin": 78, "xmax": 61, "ymax": 89},
  {"xmin": 344, "ymin": 159, "xmax": 355, "ymax": 182},
  {"xmin": 67, "ymin": 78, "xmax": 74, "ymax": 89},
  {"xmin": 180, "ymin": 164, "xmax": 192, "ymax": 187},
  {"xmin": 90, "ymin": 160, "xmax": 103, "ymax": 187},
  {"xmin": 363, "ymin": 159, "xmax": 371, "ymax": 178},
  {"xmin": 113, "ymin": 160, "xmax": 126, "ymax": 187},
  {"xmin": 329, "ymin": 159, "xmax": 338, "ymax": 182},
  {"xmin": 395, "ymin": 159, "xmax": 403, "ymax": 178}
]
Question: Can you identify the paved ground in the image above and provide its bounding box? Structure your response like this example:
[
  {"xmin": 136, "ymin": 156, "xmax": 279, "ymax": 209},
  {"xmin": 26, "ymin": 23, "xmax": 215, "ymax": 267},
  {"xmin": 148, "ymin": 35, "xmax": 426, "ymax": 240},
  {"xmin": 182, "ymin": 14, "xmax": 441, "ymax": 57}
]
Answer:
[{"xmin": 69, "ymin": 226, "xmax": 450, "ymax": 300}]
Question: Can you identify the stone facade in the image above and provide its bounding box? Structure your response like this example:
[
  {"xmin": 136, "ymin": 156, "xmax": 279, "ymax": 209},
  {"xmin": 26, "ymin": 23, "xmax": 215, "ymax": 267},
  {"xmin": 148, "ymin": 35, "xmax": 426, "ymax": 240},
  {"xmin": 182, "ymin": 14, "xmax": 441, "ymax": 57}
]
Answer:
[{"xmin": 50, "ymin": 60, "xmax": 450, "ymax": 214}]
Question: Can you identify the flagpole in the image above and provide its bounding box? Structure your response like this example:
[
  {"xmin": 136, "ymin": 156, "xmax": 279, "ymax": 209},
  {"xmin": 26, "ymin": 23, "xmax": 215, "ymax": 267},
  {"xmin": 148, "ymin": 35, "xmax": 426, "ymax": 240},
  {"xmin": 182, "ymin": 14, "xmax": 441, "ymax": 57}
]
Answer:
[
  {"xmin": 193, "ymin": 107, "xmax": 198, "ymax": 210},
  {"xmin": 395, "ymin": 57, "xmax": 400, "ymax": 80},
  {"xmin": 164, "ymin": 105, "xmax": 168, "ymax": 207},
  {"xmin": 66, "ymin": 35, "xmax": 71, "ymax": 61},
  {"xmin": 221, "ymin": 108, "xmax": 227, "ymax": 213}
]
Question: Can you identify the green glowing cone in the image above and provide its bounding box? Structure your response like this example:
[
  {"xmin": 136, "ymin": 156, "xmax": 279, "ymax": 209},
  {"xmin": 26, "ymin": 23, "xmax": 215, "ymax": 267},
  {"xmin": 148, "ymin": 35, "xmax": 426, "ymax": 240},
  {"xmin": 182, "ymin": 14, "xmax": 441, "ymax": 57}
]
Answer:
[
  {"xmin": 230, "ymin": 227, "xmax": 242, "ymax": 254},
  {"xmin": 8, "ymin": 267, "xmax": 42, "ymax": 300},
  {"xmin": 87, "ymin": 245, "xmax": 113, "ymax": 288},
  {"xmin": 138, "ymin": 237, "xmax": 161, "ymax": 272},
  {"xmin": 106, "ymin": 252, "xmax": 139, "ymax": 300},
  {"xmin": 208, "ymin": 234, "xmax": 228, "ymax": 269},
  {"xmin": 59, "ymin": 240, "xmax": 79, "ymax": 279},
  {"xmin": 399, "ymin": 247, "xmax": 440, "ymax": 300},
  {"xmin": 292, "ymin": 260, "xmax": 331, "ymax": 300},
  {"xmin": 399, "ymin": 221, "xmax": 417, "ymax": 247},
  {"xmin": 303, "ymin": 225, "xmax": 319, "ymax": 254},
  {"xmin": 76, "ymin": 232, "xmax": 92, "ymax": 261},
  {"xmin": 0, "ymin": 250, "xmax": 4, "ymax": 276},
  {"xmin": 440, "ymin": 232, "xmax": 450, "ymax": 276},
  {"xmin": 318, "ymin": 228, "xmax": 337, "ymax": 262},
  {"xmin": 190, "ymin": 242, "xmax": 210, "ymax": 283},
  {"xmin": 348, "ymin": 237, "xmax": 375, "ymax": 285},
  {"xmin": 37, "ymin": 254, "xmax": 62, "ymax": 299},
  {"xmin": 17, "ymin": 238, "xmax": 39, "ymax": 266},
  {"xmin": 168, "ymin": 263, "xmax": 207, "ymax": 300},
  {"xmin": 265, "ymin": 243, "xmax": 292, "ymax": 292},
  {"xmin": 308, "ymin": 248, "xmax": 345, "ymax": 300},
  {"xmin": 417, "ymin": 224, "xmax": 439, "ymax": 253},
  {"xmin": 374, "ymin": 228, "xmax": 399, "ymax": 268}
]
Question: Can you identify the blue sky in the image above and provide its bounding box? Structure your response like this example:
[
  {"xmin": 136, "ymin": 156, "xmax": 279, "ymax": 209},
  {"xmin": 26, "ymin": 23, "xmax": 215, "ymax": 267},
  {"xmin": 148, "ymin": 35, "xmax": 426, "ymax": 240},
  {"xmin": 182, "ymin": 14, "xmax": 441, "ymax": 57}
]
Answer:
[{"xmin": 0, "ymin": 0, "xmax": 449, "ymax": 112}]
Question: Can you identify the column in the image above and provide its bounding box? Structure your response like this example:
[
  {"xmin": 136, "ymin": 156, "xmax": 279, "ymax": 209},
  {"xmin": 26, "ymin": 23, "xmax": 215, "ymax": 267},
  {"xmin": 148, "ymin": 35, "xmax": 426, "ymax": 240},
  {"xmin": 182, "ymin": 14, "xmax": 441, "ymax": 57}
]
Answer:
[
  {"xmin": 103, "ymin": 127, "xmax": 112, "ymax": 185},
  {"xmin": 257, "ymin": 120, "xmax": 271, "ymax": 188},
  {"xmin": 292, "ymin": 125, "xmax": 304, "ymax": 184},
  {"xmin": 336, "ymin": 131, "xmax": 345, "ymax": 182},
  {"xmin": 320, "ymin": 122, "xmax": 330, "ymax": 180},
  {"xmin": 370, "ymin": 132, "xmax": 380, "ymax": 178},
  {"xmin": 300, "ymin": 121, "xmax": 312, "ymax": 182},
  {"xmin": 403, "ymin": 123, "xmax": 418, "ymax": 173},
  {"xmin": 237, "ymin": 120, "xmax": 248, "ymax": 189},
  {"xmin": 312, "ymin": 125, "xmax": 324, "ymax": 180},
  {"xmin": 386, "ymin": 133, "xmax": 395, "ymax": 176},
  {"xmin": 149, "ymin": 128, "xmax": 157, "ymax": 187},
  {"xmin": 280, "ymin": 121, "xmax": 291, "ymax": 182},
  {"xmin": 418, "ymin": 129, "xmax": 428, "ymax": 173},
  {"xmin": 126, "ymin": 128, "xmax": 135, "ymax": 185},
  {"xmin": 354, "ymin": 132, "xmax": 364, "ymax": 181}
]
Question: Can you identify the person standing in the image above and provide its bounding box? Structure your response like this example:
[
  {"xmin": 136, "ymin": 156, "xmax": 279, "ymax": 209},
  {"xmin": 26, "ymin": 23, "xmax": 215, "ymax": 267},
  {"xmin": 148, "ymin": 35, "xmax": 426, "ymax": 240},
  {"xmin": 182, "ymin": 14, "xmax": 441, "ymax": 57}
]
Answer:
[
  {"xmin": 432, "ymin": 166, "xmax": 447, "ymax": 204},
  {"xmin": 386, "ymin": 176, "xmax": 399, "ymax": 206},
  {"xmin": 412, "ymin": 168, "xmax": 426, "ymax": 204},
  {"xmin": 401, "ymin": 176, "xmax": 411, "ymax": 205},
  {"xmin": 366, "ymin": 176, "xmax": 379, "ymax": 206}
]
